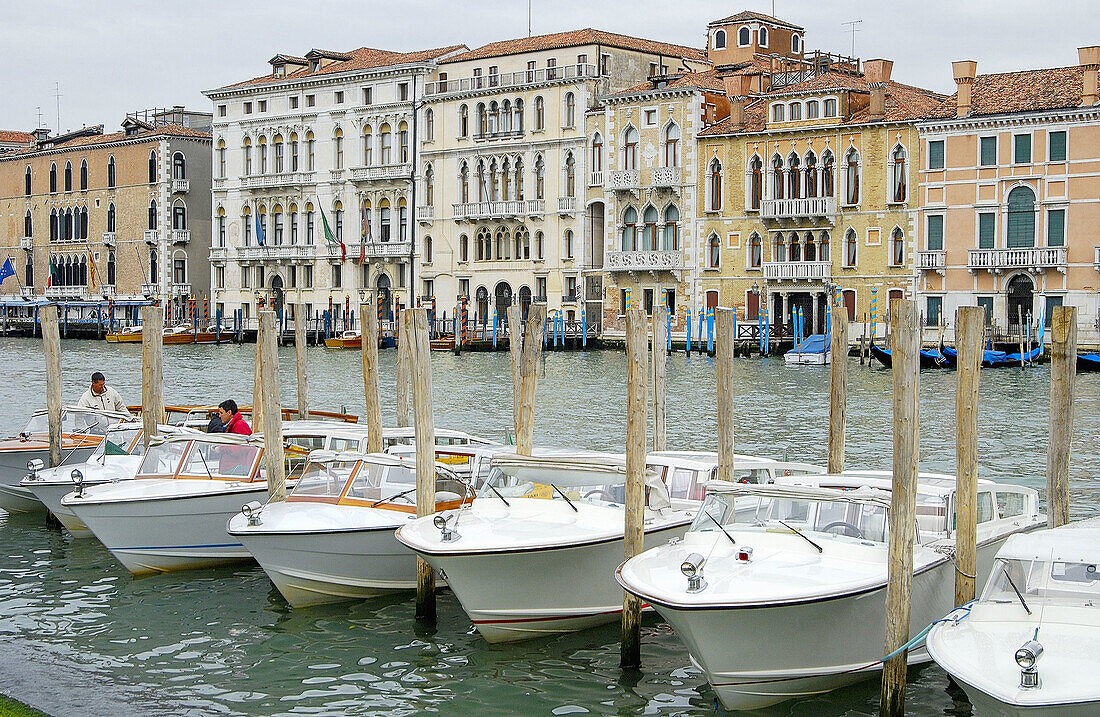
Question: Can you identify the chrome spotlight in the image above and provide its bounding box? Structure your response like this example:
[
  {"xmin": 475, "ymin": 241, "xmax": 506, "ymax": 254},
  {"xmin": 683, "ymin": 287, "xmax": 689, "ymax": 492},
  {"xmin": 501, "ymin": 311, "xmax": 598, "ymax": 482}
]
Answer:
[
  {"xmin": 681, "ymin": 552, "xmax": 707, "ymax": 593},
  {"xmin": 1015, "ymin": 639, "xmax": 1043, "ymax": 689},
  {"xmin": 434, "ymin": 513, "xmax": 460, "ymax": 542},
  {"xmin": 70, "ymin": 469, "xmax": 85, "ymax": 498},
  {"xmin": 241, "ymin": 501, "xmax": 264, "ymax": 526},
  {"xmin": 27, "ymin": 458, "xmax": 44, "ymax": 474}
]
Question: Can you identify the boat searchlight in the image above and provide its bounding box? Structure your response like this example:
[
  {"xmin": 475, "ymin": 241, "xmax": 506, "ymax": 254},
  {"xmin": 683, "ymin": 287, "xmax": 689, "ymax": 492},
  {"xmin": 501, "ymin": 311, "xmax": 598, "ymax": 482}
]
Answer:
[
  {"xmin": 26, "ymin": 459, "xmax": 44, "ymax": 479},
  {"xmin": 70, "ymin": 469, "xmax": 85, "ymax": 498},
  {"xmin": 434, "ymin": 514, "xmax": 460, "ymax": 543},
  {"xmin": 242, "ymin": 501, "xmax": 264, "ymax": 526},
  {"xmin": 681, "ymin": 553, "xmax": 707, "ymax": 593},
  {"xmin": 1015, "ymin": 639, "xmax": 1044, "ymax": 688}
]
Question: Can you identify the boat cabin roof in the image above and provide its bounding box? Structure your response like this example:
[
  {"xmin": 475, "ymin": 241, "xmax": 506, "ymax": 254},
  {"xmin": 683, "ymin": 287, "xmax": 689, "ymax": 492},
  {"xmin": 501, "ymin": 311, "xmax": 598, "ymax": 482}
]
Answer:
[
  {"xmin": 647, "ymin": 450, "xmax": 824, "ymax": 475},
  {"xmin": 998, "ymin": 517, "xmax": 1100, "ymax": 563},
  {"xmin": 288, "ymin": 451, "xmax": 471, "ymax": 509},
  {"xmin": 699, "ymin": 480, "xmax": 894, "ymax": 509}
]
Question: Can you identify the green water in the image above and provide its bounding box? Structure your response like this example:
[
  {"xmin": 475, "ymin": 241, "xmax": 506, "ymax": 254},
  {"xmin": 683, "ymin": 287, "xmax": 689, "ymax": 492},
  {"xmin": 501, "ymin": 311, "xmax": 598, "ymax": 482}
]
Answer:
[{"xmin": 1, "ymin": 338, "xmax": 1097, "ymax": 716}]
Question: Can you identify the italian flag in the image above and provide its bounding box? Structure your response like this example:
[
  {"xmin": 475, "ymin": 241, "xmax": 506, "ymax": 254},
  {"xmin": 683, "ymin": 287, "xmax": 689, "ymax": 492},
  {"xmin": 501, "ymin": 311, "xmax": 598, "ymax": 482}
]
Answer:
[{"xmin": 320, "ymin": 209, "xmax": 345, "ymax": 261}]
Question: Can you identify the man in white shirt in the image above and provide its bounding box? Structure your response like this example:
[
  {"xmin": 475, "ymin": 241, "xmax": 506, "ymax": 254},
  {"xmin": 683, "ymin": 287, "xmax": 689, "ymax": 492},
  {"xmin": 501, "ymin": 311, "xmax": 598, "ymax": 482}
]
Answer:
[{"xmin": 77, "ymin": 372, "xmax": 132, "ymax": 416}]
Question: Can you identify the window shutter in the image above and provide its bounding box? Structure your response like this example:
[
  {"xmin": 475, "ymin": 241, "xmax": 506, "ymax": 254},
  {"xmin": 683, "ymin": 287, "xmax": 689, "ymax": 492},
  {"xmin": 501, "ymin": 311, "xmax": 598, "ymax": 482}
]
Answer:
[
  {"xmin": 1014, "ymin": 134, "xmax": 1031, "ymax": 164},
  {"xmin": 1048, "ymin": 131, "xmax": 1067, "ymax": 162},
  {"xmin": 978, "ymin": 213, "xmax": 995, "ymax": 249},
  {"xmin": 980, "ymin": 137, "xmax": 997, "ymax": 166},
  {"xmin": 1047, "ymin": 209, "xmax": 1065, "ymax": 247},
  {"xmin": 928, "ymin": 141, "xmax": 944, "ymax": 169},
  {"xmin": 927, "ymin": 215, "xmax": 943, "ymax": 251}
]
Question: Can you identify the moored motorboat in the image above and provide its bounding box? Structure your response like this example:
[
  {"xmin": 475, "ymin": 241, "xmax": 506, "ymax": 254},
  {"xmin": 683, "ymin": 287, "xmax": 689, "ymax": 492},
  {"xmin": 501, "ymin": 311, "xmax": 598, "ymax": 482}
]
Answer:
[
  {"xmin": 323, "ymin": 330, "xmax": 361, "ymax": 349},
  {"xmin": 615, "ymin": 472, "xmax": 1044, "ymax": 711},
  {"xmin": 1077, "ymin": 352, "xmax": 1100, "ymax": 372},
  {"xmin": 228, "ymin": 451, "xmax": 473, "ymax": 607},
  {"xmin": 927, "ymin": 517, "xmax": 1100, "ymax": 717},
  {"xmin": 784, "ymin": 334, "xmax": 830, "ymax": 365},
  {"xmin": 396, "ymin": 450, "xmax": 824, "ymax": 643},
  {"xmin": 161, "ymin": 325, "xmax": 196, "ymax": 345},
  {"xmin": 869, "ymin": 343, "xmax": 946, "ymax": 369},
  {"xmin": 0, "ymin": 406, "xmax": 129, "ymax": 513},
  {"xmin": 104, "ymin": 325, "xmax": 142, "ymax": 342}
]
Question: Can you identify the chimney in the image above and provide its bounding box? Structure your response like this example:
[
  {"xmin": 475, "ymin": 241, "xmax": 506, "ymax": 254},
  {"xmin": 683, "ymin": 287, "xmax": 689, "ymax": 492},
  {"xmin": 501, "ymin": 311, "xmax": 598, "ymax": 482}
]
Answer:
[
  {"xmin": 952, "ymin": 60, "xmax": 978, "ymax": 118},
  {"xmin": 33, "ymin": 127, "xmax": 49, "ymax": 145},
  {"xmin": 1080, "ymin": 46, "xmax": 1100, "ymax": 106},
  {"xmin": 864, "ymin": 58, "xmax": 893, "ymax": 121},
  {"xmin": 723, "ymin": 74, "xmax": 754, "ymax": 130}
]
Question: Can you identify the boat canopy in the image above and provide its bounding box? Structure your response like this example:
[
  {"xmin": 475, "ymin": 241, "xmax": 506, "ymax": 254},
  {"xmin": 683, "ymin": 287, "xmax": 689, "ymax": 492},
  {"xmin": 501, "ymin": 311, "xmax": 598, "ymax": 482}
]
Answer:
[
  {"xmin": 20, "ymin": 405, "xmax": 130, "ymax": 437},
  {"xmin": 137, "ymin": 433, "xmax": 264, "ymax": 480},
  {"xmin": 996, "ymin": 519, "xmax": 1100, "ymax": 564},
  {"xmin": 289, "ymin": 451, "xmax": 471, "ymax": 507},
  {"xmin": 701, "ymin": 480, "xmax": 894, "ymax": 509}
]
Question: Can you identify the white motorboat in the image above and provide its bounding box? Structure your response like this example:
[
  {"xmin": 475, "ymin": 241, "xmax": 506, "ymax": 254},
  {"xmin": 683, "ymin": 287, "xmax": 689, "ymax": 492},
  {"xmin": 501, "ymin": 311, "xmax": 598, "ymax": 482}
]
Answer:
[
  {"xmin": 0, "ymin": 406, "xmax": 130, "ymax": 513},
  {"xmin": 784, "ymin": 334, "xmax": 831, "ymax": 365},
  {"xmin": 927, "ymin": 517, "xmax": 1100, "ymax": 717},
  {"xmin": 396, "ymin": 450, "xmax": 824, "ymax": 643},
  {"xmin": 615, "ymin": 473, "xmax": 1044, "ymax": 711},
  {"xmin": 21, "ymin": 421, "xmax": 193, "ymax": 534},
  {"xmin": 228, "ymin": 451, "xmax": 473, "ymax": 608}
]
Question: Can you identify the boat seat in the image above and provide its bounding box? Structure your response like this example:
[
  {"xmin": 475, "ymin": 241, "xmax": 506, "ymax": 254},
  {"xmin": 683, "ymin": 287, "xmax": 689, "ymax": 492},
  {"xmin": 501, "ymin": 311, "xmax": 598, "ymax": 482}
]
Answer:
[{"xmin": 436, "ymin": 491, "xmax": 461, "ymax": 503}]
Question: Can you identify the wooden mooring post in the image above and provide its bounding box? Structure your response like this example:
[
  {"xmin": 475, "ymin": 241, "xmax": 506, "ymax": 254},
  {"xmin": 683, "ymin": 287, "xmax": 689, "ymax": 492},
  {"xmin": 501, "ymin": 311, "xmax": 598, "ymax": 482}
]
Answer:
[
  {"xmin": 252, "ymin": 329, "xmax": 264, "ymax": 431},
  {"xmin": 1046, "ymin": 305, "xmax": 1077, "ymax": 528},
  {"xmin": 404, "ymin": 308, "xmax": 437, "ymax": 622},
  {"xmin": 828, "ymin": 305, "xmax": 849, "ymax": 473},
  {"xmin": 140, "ymin": 306, "xmax": 164, "ymax": 450},
  {"xmin": 507, "ymin": 304, "xmax": 522, "ymax": 444},
  {"xmin": 295, "ymin": 305, "xmax": 308, "ymax": 419},
  {"xmin": 41, "ymin": 306, "xmax": 62, "ymax": 468},
  {"xmin": 360, "ymin": 302, "xmax": 383, "ymax": 453},
  {"xmin": 881, "ymin": 299, "xmax": 919, "ymax": 717},
  {"xmin": 651, "ymin": 304, "xmax": 667, "ymax": 452},
  {"xmin": 954, "ymin": 306, "xmax": 984, "ymax": 607},
  {"xmin": 516, "ymin": 304, "xmax": 547, "ymax": 456},
  {"xmin": 715, "ymin": 308, "xmax": 735, "ymax": 482},
  {"xmin": 396, "ymin": 308, "xmax": 411, "ymax": 429},
  {"xmin": 620, "ymin": 308, "xmax": 648, "ymax": 669},
  {"xmin": 258, "ymin": 311, "xmax": 286, "ymax": 502}
]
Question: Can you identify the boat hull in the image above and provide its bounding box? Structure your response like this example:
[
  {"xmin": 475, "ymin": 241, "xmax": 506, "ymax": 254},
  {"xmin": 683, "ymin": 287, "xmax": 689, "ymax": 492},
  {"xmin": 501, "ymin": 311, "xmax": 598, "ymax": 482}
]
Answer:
[
  {"xmin": 105, "ymin": 332, "xmax": 142, "ymax": 343},
  {"xmin": 784, "ymin": 352, "xmax": 829, "ymax": 365},
  {"xmin": 408, "ymin": 521, "xmax": 689, "ymax": 643},
  {"xmin": 66, "ymin": 487, "xmax": 267, "ymax": 574},
  {"xmin": 24, "ymin": 479, "xmax": 96, "ymax": 533},
  {"xmin": 0, "ymin": 446, "xmax": 98, "ymax": 513}
]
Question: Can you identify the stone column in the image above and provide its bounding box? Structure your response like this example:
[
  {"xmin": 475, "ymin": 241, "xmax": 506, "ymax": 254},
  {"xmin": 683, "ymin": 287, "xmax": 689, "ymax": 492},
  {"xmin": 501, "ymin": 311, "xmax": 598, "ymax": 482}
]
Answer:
[
  {"xmin": 812, "ymin": 291, "xmax": 821, "ymax": 334},
  {"xmin": 781, "ymin": 291, "xmax": 789, "ymax": 333}
]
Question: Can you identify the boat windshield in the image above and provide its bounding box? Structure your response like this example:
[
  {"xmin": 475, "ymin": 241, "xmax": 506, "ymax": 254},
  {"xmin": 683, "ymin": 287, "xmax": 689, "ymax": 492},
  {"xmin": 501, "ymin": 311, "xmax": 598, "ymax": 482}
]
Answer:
[
  {"xmin": 179, "ymin": 441, "xmax": 260, "ymax": 479},
  {"xmin": 22, "ymin": 411, "xmax": 112, "ymax": 437},
  {"xmin": 983, "ymin": 557, "xmax": 1100, "ymax": 606},
  {"xmin": 291, "ymin": 460, "xmax": 361, "ymax": 499},
  {"xmin": 93, "ymin": 426, "xmax": 143, "ymax": 458},
  {"xmin": 691, "ymin": 492, "xmax": 889, "ymax": 543},
  {"xmin": 485, "ymin": 464, "xmax": 628, "ymax": 505},
  {"xmin": 137, "ymin": 440, "xmax": 190, "ymax": 477}
]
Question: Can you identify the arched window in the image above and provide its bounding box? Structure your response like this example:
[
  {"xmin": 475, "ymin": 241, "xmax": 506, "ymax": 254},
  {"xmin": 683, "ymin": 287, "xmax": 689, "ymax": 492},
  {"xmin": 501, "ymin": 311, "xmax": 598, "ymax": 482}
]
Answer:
[
  {"xmin": 591, "ymin": 132, "xmax": 603, "ymax": 172},
  {"xmin": 822, "ymin": 151, "xmax": 835, "ymax": 197},
  {"xmin": 459, "ymin": 104, "xmax": 469, "ymax": 137},
  {"xmin": 258, "ymin": 135, "xmax": 268, "ymax": 174},
  {"xmin": 515, "ymin": 157, "xmax": 525, "ymax": 199},
  {"xmin": 535, "ymin": 155, "xmax": 545, "ymax": 199},
  {"xmin": 772, "ymin": 104, "xmax": 785, "ymax": 122},
  {"xmin": 844, "ymin": 149, "xmax": 860, "ymax": 205},
  {"xmin": 750, "ymin": 155, "xmax": 763, "ymax": 209},
  {"xmin": 107, "ymin": 251, "xmax": 115, "ymax": 286},
  {"xmin": 379, "ymin": 124, "xmax": 392, "ymax": 164},
  {"xmin": 288, "ymin": 203, "xmax": 298, "ymax": 244},
  {"xmin": 148, "ymin": 150, "xmax": 157, "ymax": 183},
  {"xmin": 273, "ymin": 135, "xmax": 284, "ymax": 173},
  {"xmin": 489, "ymin": 158, "xmax": 500, "ymax": 200},
  {"xmin": 398, "ymin": 122, "xmax": 409, "ymax": 163},
  {"xmin": 216, "ymin": 141, "xmax": 225, "ymax": 178},
  {"xmin": 890, "ymin": 145, "xmax": 908, "ymax": 203},
  {"xmin": 622, "ymin": 206, "xmax": 638, "ymax": 251},
  {"xmin": 664, "ymin": 123, "xmax": 680, "ymax": 167},
  {"xmin": 501, "ymin": 100, "xmax": 512, "ymax": 133},
  {"xmin": 289, "ymin": 133, "xmax": 299, "ymax": 171},
  {"xmin": 623, "ymin": 126, "xmax": 639, "ymax": 170},
  {"xmin": 514, "ymin": 98, "xmax": 524, "ymax": 131},
  {"xmin": 460, "ymin": 162, "xmax": 470, "ymax": 203},
  {"xmin": 891, "ymin": 227, "xmax": 905, "ymax": 265},
  {"xmin": 805, "ymin": 152, "xmax": 818, "ymax": 198},
  {"xmin": 806, "ymin": 100, "xmax": 819, "ymax": 119},
  {"xmin": 564, "ymin": 92, "xmax": 575, "ymax": 127},
  {"xmin": 1007, "ymin": 186, "xmax": 1037, "ymax": 248},
  {"xmin": 792, "ymin": 34, "xmax": 801, "ymax": 52},
  {"xmin": 804, "ymin": 231, "xmax": 816, "ymax": 261},
  {"xmin": 642, "ymin": 205, "xmax": 658, "ymax": 251},
  {"xmin": 789, "ymin": 231, "xmax": 801, "ymax": 262},
  {"xmin": 172, "ymin": 152, "xmax": 185, "ymax": 179},
  {"xmin": 708, "ymin": 233, "xmax": 721, "ymax": 268},
  {"xmin": 519, "ymin": 225, "xmax": 531, "ymax": 258},
  {"xmin": 217, "ymin": 206, "xmax": 226, "ymax": 246},
  {"xmin": 424, "ymin": 235, "xmax": 433, "ymax": 263},
  {"xmin": 787, "ymin": 154, "xmax": 801, "ymax": 199},
  {"xmin": 149, "ymin": 249, "xmax": 158, "ymax": 284},
  {"xmin": 663, "ymin": 205, "xmax": 679, "ymax": 250},
  {"xmin": 534, "ymin": 96, "xmax": 544, "ymax": 130},
  {"xmin": 398, "ymin": 201, "xmax": 407, "ymax": 242},
  {"xmin": 714, "ymin": 29, "xmax": 726, "ymax": 49},
  {"xmin": 362, "ymin": 124, "xmax": 373, "ymax": 165},
  {"xmin": 379, "ymin": 200, "xmax": 391, "ymax": 242},
  {"xmin": 148, "ymin": 200, "xmax": 157, "ymax": 230},
  {"xmin": 306, "ymin": 131, "xmax": 316, "ymax": 171},
  {"xmin": 333, "ymin": 128, "xmax": 344, "ymax": 169},
  {"xmin": 305, "ymin": 202, "xmax": 314, "ymax": 244},
  {"xmin": 738, "ymin": 26, "xmax": 750, "ymax": 46},
  {"xmin": 79, "ymin": 206, "xmax": 88, "ymax": 239},
  {"xmin": 24, "ymin": 166, "xmax": 31, "ymax": 196},
  {"xmin": 334, "ymin": 200, "xmax": 344, "ymax": 241},
  {"xmin": 771, "ymin": 154, "xmax": 784, "ymax": 199},
  {"xmin": 459, "ymin": 234, "xmax": 469, "ymax": 262},
  {"xmin": 788, "ymin": 102, "xmax": 801, "ymax": 121},
  {"xmin": 487, "ymin": 101, "xmax": 497, "ymax": 135},
  {"xmin": 536, "ymin": 230, "xmax": 544, "ymax": 259},
  {"xmin": 243, "ymin": 137, "xmax": 252, "ymax": 175},
  {"xmin": 476, "ymin": 227, "xmax": 490, "ymax": 260},
  {"xmin": 24, "ymin": 210, "xmax": 32, "ymax": 238},
  {"xmin": 749, "ymin": 232, "xmax": 762, "ymax": 268},
  {"xmin": 49, "ymin": 163, "xmax": 57, "ymax": 193},
  {"xmin": 425, "ymin": 108, "xmax": 434, "ymax": 142},
  {"xmin": 50, "ymin": 209, "xmax": 57, "ymax": 241},
  {"xmin": 563, "ymin": 229, "xmax": 573, "ymax": 259},
  {"xmin": 64, "ymin": 161, "xmax": 72, "ymax": 191},
  {"xmin": 272, "ymin": 204, "xmax": 283, "ymax": 244},
  {"xmin": 80, "ymin": 159, "xmax": 88, "ymax": 190},
  {"xmin": 773, "ymin": 232, "xmax": 786, "ymax": 262},
  {"xmin": 425, "ymin": 165, "xmax": 435, "ymax": 206},
  {"xmin": 708, "ymin": 157, "xmax": 722, "ymax": 211},
  {"xmin": 495, "ymin": 228, "xmax": 507, "ymax": 260},
  {"xmin": 565, "ymin": 153, "xmax": 575, "ymax": 197},
  {"xmin": 759, "ymin": 26, "xmax": 768, "ymax": 47},
  {"xmin": 845, "ymin": 228, "xmax": 858, "ymax": 266}
]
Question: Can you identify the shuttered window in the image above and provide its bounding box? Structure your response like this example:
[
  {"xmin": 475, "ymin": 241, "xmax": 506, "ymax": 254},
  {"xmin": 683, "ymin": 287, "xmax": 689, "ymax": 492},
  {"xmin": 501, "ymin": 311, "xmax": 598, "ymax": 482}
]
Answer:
[
  {"xmin": 1013, "ymin": 134, "xmax": 1031, "ymax": 164},
  {"xmin": 979, "ymin": 136, "xmax": 997, "ymax": 166},
  {"xmin": 978, "ymin": 212, "xmax": 996, "ymax": 249},
  {"xmin": 928, "ymin": 140, "xmax": 944, "ymax": 169},
  {"xmin": 1006, "ymin": 186, "xmax": 1035, "ymax": 248},
  {"xmin": 1048, "ymin": 131, "xmax": 1066, "ymax": 162},
  {"xmin": 926, "ymin": 215, "xmax": 943, "ymax": 251},
  {"xmin": 1046, "ymin": 209, "xmax": 1065, "ymax": 247}
]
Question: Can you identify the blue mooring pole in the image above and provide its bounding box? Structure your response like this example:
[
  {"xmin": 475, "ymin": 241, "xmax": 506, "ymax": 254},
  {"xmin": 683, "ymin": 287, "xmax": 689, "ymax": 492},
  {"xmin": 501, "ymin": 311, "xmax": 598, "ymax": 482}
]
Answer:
[
  {"xmin": 492, "ymin": 308, "xmax": 498, "ymax": 349},
  {"xmin": 707, "ymin": 308, "xmax": 714, "ymax": 354},
  {"xmin": 581, "ymin": 308, "xmax": 587, "ymax": 349},
  {"xmin": 685, "ymin": 308, "xmax": 692, "ymax": 356}
]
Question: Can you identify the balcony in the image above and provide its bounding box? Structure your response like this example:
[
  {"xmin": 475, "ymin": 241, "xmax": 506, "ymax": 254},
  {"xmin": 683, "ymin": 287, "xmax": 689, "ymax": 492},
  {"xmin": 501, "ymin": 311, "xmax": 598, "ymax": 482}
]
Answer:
[
  {"xmin": 171, "ymin": 178, "xmax": 189, "ymax": 193},
  {"xmin": 527, "ymin": 199, "xmax": 546, "ymax": 216},
  {"xmin": 651, "ymin": 166, "xmax": 681, "ymax": 190},
  {"xmin": 473, "ymin": 129, "xmax": 524, "ymax": 142},
  {"xmin": 589, "ymin": 171, "xmax": 603, "ymax": 187},
  {"xmin": 329, "ymin": 169, "xmax": 346, "ymax": 182},
  {"xmin": 170, "ymin": 283, "xmax": 192, "ymax": 298},
  {"xmin": 425, "ymin": 63, "xmax": 599, "ymax": 96},
  {"xmin": 20, "ymin": 237, "xmax": 32, "ymax": 250},
  {"xmin": 169, "ymin": 229, "xmax": 190, "ymax": 245},
  {"xmin": 213, "ymin": 177, "xmax": 227, "ymax": 190},
  {"xmin": 209, "ymin": 247, "xmax": 228, "ymax": 262},
  {"xmin": 20, "ymin": 286, "xmax": 36, "ymax": 299},
  {"xmin": 101, "ymin": 232, "xmax": 116, "ymax": 247},
  {"xmin": 236, "ymin": 245, "xmax": 318, "ymax": 262},
  {"xmin": 452, "ymin": 200, "xmax": 529, "ymax": 221},
  {"xmin": 967, "ymin": 246, "xmax": 1068, "ymax": 273},
  {"xmin": 240, "ymin": 172, "xmax": 315, "ymax": 189},
  {"xmin": 917, "ymin": 250, "xmax": 946, "ymax": 274},
  {"xmin": 607, "ymin": 170, "xmax": 640, "ymax": 194},
  {"xmin": 348, "ymin": 241, "xmax": 413, "ymax": 259},
  {"xmin": 416, "ymin": 206, "xmax": 434, "ymax": 223},
  {"xmin": 762, "ymin": 260, "xmax": 832, "ymax": 282},
  {"xmin": 1094, "ymin": 246, "xmax": 1100, "ymax": 271},
  {"xmin": 44, "ymin": 286, "xmax": 84, "ymax": 299},
  {"xmin": 606, "ymin": 250, "xmax": 684, "ymax": 272},
  {"xmin": 140, "ymin": 283, "xmax": 158, "ymax": 297},
  {"xmin": 143, "ymin": 230, "xmax": 159, "ymax": 245},
  {"xmin": 99, "ymin": 286, "xmax": 116, "ymax": 298},
  {"xmin": 558, "ymin": 196, "xmax": 577, "ymax": 214},
  {"xmin": 350, "ymin": 163, "xmax": 412, "ymax": 182},
  {"xmin": 761, "ymin": 197, "xmax": 837, "ymax": 223}
]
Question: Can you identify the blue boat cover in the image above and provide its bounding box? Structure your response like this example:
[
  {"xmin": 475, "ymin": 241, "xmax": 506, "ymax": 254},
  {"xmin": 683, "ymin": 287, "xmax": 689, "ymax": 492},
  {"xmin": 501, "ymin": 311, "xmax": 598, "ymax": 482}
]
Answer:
[{"xmin": 786, "ymin": 334, "xmax": 828, "ymax": 356}]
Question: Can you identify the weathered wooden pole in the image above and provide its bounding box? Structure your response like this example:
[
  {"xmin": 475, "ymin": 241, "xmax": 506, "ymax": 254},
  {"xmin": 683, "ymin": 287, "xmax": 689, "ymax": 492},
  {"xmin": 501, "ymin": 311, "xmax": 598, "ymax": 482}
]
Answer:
[
  {"xmin": 40, "ymin": 306, "xmax": 62, "ymax": 468},
  {"xmin": 252, "ymin": 330, "xmax": 265, "ymax": 431},
  {"xmin": 651, "ymin": 304, "xmax": 668, "ymax": 452},
  {"xmin": 517, "ymin": 303, "xmax": 547, "ymax": 456},
  {"xmin": 621, "ymin": 307, "xmax": 648, "ymax": 669},
  {"xmin": 828, "ymin": 304, "xmax": 849, "ymax": 473},
  {"xmin": 360, "ymin": 301, "xmax": 383, "ymax": 453},
  {"xmin": 294, "ymin": 305, "xmax": 308, "ymax": 419},
  {"xmin": 508, "ymin": 304, "xmax": 523, "ymax": 443},
  {"xmin": 954, "ymin": 306, "xmax": 984, "ymax": 607},
  {"xmin": 405, "ymin": 307, "xmax": 437, "ymax": 622},
  {"xmin": 715, "ymin": 308, "xmax": 736, "ymax": 482},
  {"xmin": 258, "ymin": 311, "xmax": 286, "ymax": 502},
  {"xmin": 1046, "ymin": 305, "xmax": 1077, "ymax": 528},
  {"xmin": 140, "ymin": 305, "xmax": 164, "ymax": 450},
  {"xmin": 881, "ymin": 298, "xmax": 919, "ymax": 717},
  {"xmin": 395, "ymin": 309, "xmax": 410, "ymax": 428}
]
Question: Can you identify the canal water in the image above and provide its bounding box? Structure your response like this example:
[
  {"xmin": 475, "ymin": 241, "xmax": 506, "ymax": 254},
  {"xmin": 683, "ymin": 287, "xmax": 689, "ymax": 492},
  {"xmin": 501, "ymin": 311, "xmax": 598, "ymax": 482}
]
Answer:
[{"xmin": 1, "ymin": 337, "xmax": 1097, "ymax": 716}]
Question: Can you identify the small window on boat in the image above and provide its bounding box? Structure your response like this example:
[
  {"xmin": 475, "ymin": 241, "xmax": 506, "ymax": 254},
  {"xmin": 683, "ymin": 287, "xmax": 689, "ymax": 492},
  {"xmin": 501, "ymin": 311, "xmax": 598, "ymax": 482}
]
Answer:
[
  {"xmin": 977, "ymin": 492, "xmax": 995, "ymax": 523},
  {"xmin": 287, "ymin": 435, "xmax": 325, "ymax": 452},
  {"xmin": 138, "ymin": 440, "xmax": 189, "ymax": 476},
  {"xmin": 733, "ymin": 468, "xmax": 770, "ymax": 484},
  {"xmin": 996, "ymin": 490, "xmax": 1026, "ymax": 519},
  {"xmin": 344, "ymin": 462, "xmax": 389, "ymax": 499},
  {"xmin": 292, "ymin": 460, "xmax": 358, "ymax": 499},
  {"xmin": 330, "ymin": 438, "xmax": 360, "ymax": 452},
  {"xmin": 668, "ymin": 468, "xmax": 694, "ymax": 499},
  {"xmin": 1050, "ymin": 561, "xmax": 1098, "ymax": 584},
  {"xmin": 182, "ymin": 442, "xmax": 259, "ymax": 478}
]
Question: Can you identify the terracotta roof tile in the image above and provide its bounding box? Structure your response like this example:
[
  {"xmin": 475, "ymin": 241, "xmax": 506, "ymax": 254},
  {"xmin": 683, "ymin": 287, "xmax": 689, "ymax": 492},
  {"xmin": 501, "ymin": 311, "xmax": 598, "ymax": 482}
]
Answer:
[
  {"xmin": 0, "ymin": 130, "xmax": 34, "ymax": 144},
  {"xmin": 613, "ymin": 69, "xmax": 728, "ymax": 97},
  {"xmin": 707, "ymin": 11, "xmax": 804, "ymax": 31},
  {"xmin": 926, "ymin": 65, "xmax": 1087, "ymax": 119},
  {"xmin": 440, "ymin": 28, "xmax": 705, "ymax": 64},
  {"xmin": 0, "ymin": 124, "xmax": 210, "ymax": 160}
]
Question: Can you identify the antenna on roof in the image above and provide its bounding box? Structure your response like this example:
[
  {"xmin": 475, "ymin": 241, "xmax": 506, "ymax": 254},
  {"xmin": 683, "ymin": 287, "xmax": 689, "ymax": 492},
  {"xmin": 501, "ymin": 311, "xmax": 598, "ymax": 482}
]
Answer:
[
  {"xmin": 842, "ymin": 20, "xmax": 862, "ymax": 58},
  {"xmin": 35, "ymin": 106, "xmax": 43, "ymax": 129},
  {"xmin": 528, "ymin": 0, "xmax": 532, "ymax": 38},
  {"xmin": 54, "ymin": 82, "xmax": 62, "ymax": 133}
]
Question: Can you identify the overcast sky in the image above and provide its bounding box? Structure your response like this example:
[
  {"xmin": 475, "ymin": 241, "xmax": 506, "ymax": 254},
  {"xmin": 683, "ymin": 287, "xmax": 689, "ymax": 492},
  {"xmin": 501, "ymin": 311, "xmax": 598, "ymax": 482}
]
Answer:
[{"xmin": 3, "ymin": 0, "xmax": 1096, "ymax": 133}]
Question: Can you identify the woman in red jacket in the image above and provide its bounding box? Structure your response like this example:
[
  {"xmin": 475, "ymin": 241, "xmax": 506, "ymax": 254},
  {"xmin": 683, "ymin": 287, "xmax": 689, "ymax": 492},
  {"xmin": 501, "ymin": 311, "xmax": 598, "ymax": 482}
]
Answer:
[{"xmin": 217, "ymin": 400, "xmax": 252, "ymax": 436}]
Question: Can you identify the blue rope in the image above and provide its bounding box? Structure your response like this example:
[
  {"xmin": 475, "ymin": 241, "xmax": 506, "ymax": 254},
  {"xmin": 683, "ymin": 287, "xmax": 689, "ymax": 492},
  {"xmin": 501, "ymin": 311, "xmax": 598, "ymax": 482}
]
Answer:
[{"xmin": 880, "ymin": 600, "xmax": 976, "ymax": 663}]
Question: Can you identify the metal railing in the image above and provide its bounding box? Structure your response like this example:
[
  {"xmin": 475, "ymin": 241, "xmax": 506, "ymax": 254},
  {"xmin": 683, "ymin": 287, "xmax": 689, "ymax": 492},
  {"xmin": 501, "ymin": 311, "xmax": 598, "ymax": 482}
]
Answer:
[
  {"xmin": 425, "ymin": 64, "xmax": 600, "ymax": 96},
  {"xmin": 761, "ymin": 196, "xmax": 837, "ymax": 220},
  {"xmin": 967, "ymin": 246, "xmax": 1067, "ymax": 271},
  {"xmin": 761, "ymin": 260, "xmax": 832, "ymax": 281},
  {"xmin": 605, "ymin": 249, "xmax": 684, "ymax": 271}
]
